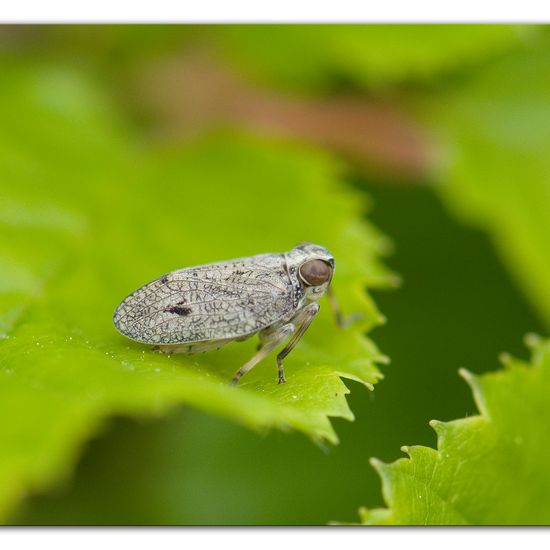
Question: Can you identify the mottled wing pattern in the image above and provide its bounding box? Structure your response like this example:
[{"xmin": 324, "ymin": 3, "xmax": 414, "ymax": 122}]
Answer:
[{"xmin": 113, "ymin": 253, "xmax": 294, "ymax": 345}]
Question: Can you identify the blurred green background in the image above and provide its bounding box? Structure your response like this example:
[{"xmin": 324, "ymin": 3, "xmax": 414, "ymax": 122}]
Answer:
[{"xmin": 0, "ymin": 25, "xmax": 547, "ymax": 524}]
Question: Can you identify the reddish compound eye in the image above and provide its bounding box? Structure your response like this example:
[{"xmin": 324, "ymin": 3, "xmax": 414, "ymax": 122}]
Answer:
[{"xmin": 299, "ymin": 259, "xmax": 332, "ymax": 286}]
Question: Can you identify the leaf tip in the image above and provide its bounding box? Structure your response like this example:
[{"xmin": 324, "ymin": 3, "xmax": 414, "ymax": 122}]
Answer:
[
  {"xmin": 459, "ymin": 366, "xmax": 489, "ymax": 415},
  {"xmin": 390, "ymin": 274, "xmax": 403, "ymax": 287},
  {"xmin": 458, "ymin": 367, "xmax": 474, "ymax": 384},
  {"xmin": 376, "ymin": 313, "xmax": 388, "ymax": 325},
  {"xmin": 369, "ymin": 456, "xmax": 385, "ymax": 472},
  {"xmin": 524, "ymin": 332, "xmax": 541, "ymax": 350},
  {"xmin": 429, "ymin": 419, "xmax": 446, "ymax": 439}
]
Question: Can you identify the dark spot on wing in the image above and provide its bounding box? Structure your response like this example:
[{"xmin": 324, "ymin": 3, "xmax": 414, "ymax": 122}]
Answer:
[
  {"xmin": 161, "ymin": 275, "xmax": 169, "ymax": 284},
  {"xmin": 166, "ymin": 306, "xmax": 192, "ymax": 316}
]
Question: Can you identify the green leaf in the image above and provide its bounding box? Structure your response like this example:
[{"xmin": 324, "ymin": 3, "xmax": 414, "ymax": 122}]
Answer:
[
  {"xmin": 428, "ymin": 42, "xmax": 550, "ymax": 329},
  {"xmin": 357, "ymin": 335, "xmax": 550, "ymax": 525},
  {"xmin": 0, "ymin": 64, "xmax": 392, "ymax": 522},
  {"xmin": 219, "ymin": 25, "xmax": 529, "ymax": 91}
]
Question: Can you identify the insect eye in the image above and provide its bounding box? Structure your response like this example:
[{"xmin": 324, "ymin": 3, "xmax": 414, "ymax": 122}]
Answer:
[{"xmin": 299, "ymin": 259, "xmax": 332, "ymax": 287}]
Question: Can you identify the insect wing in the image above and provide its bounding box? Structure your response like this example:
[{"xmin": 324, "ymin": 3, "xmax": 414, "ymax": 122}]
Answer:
[{"xmin": 113, "ymin": 254, "xmax": 294, "ymax": 344}]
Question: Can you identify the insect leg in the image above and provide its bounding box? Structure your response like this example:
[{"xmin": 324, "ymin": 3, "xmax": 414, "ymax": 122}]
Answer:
[
  {"xmin": 276, "ymin": 302, "xmax": 320, "ymax": 384},
  {"xmin": 231, "ymin": 323, "xmax": 295, "ymax": 386},
  {"xmin": 153, "ymin": 343, "xmax": 206, "ymax": 355},
  {"xmin": 152, "ymin": 344, "xmax": 193, "ymax": 354},
  {"xmin": 153, "ymin": 338, "xmax": 232, "ymax": 355},
  {"xmin": 326, "ymin": 287, "xmax": 363, "ymax": 328}
]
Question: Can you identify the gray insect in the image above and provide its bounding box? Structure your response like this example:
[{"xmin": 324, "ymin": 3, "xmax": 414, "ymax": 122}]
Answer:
[{"xmin": 113, "ymin": 242, "xmax": 357, "ymax": 385}]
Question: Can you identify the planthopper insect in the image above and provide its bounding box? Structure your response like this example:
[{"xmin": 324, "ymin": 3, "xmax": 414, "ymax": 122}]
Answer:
[{"xmin": 113, "ymin": 242, "xmax": 359, "ymax": 385}]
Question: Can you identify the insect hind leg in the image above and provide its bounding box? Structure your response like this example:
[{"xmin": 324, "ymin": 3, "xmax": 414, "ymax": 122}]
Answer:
[
  {"xmin": 326, "ymin": 287, "xmax": 363, "ymax": 328},
  {"xmin": 153, "ymin": 338, "xmax": 232, "ymax": 355},
  {"xmin": 231, "ymin": 323, "xmax": 295, "ymax": 386}
]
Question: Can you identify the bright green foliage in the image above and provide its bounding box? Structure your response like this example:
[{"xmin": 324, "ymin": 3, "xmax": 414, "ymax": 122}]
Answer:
[
  {"xmin": 359, "ymin": 336, "xmax": 550, "ymax": 525},
  {"xmin": 430, "ymin": 42, "xmax": 550, "ymax": 329},
  {"xmin": 219, "ymin": 25, "xmax": 528, "ymax": 90},
  {"xmin": 0, "ymin": 65, "xmax": 392, "ymax": 522}
]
